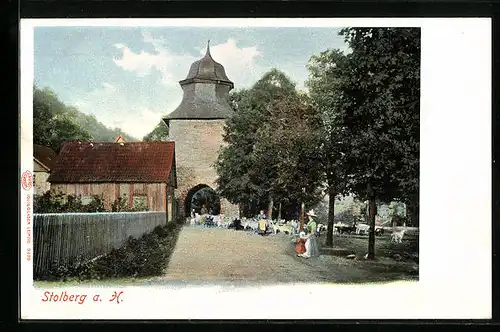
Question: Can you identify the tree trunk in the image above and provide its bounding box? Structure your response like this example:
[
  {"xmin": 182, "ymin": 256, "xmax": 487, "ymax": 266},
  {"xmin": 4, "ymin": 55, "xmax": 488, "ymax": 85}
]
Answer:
[
  {"xmin": 299, "ymin": 188, "xmax": 306, "ymax": 231},
  {"xmin": 277, "ymin": 202, "xmax": 282, "ymax": 221},
  {"xmin": 407, "ymin": 199, "xmax": 419, "ymax": 227},
  {"xmin": 367, "ymin": 196, "xmax": 377, "ymax": 260},
  {"xmin": 325, "ymin": 185, "xmax": 336, "ymax": 247},
  {"xmin": 268, "ymin": 197, "xmax": 274, "ymax": 220}
]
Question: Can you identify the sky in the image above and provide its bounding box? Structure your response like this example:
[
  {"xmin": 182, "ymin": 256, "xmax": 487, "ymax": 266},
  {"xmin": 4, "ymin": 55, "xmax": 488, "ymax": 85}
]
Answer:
[{"xmin": 34, "ymin": 26, "xmax": 350, "ymax": 139}]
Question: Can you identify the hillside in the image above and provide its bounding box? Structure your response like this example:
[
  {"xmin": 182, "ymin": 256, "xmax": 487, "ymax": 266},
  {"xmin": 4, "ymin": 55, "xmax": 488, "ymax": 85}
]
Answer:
[
  {"xmin": 65, "ymin": 106, "xmax": 137, "ymax": 142},
  {"xmin": 33, "ymin": 87, "xmax": 137, "ymax": 152}
]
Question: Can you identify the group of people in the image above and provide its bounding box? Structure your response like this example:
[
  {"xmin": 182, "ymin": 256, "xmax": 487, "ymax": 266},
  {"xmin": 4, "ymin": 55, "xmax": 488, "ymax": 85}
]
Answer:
[
  {"xmin": 189, "ymin": 208, "xmax": 223, "ymax": 227},
  {"xmin": 190, "ymin": 205, "xmax": 320, "ymax": 259}
]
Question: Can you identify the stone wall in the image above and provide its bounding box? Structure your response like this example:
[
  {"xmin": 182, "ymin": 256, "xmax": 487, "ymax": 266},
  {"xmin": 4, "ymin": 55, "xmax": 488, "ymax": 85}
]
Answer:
[{"xmin": 168, "ymin": 119, "xmax": 239, "ymax": 218}]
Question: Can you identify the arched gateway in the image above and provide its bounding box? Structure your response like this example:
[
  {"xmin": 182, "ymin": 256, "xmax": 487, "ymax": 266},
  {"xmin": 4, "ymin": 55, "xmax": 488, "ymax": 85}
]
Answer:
[{"xmin": 162, "ymin": 42, "xmax": 239, "ymax": 220}]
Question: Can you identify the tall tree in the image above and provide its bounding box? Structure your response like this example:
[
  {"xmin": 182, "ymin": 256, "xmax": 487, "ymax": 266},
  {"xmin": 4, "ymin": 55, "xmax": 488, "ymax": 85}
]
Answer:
[
  {"xmin": 339, "ymin": 27, "xmax": 420, "ymax": 258},
  {"xmin": 306, "ymin": 49, "xmax": 351, "ymax": 247},
  {"xmin": 215, "ymin": 69, "xmax": 322, "ymax": 217},
  {"xmin": 251, "ymin": 91, "xmax": 325, "ymax": 217}
]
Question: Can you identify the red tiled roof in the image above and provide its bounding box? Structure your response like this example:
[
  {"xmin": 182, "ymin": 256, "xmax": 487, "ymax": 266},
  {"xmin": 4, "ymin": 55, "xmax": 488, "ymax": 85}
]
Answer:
[
  {"xmin": 48, "ymin": 141, "xmax": 175, "ymax": 183},
  {"xmin": 34, "ymin": 144, "xmax": 58, "ymax": 171}
]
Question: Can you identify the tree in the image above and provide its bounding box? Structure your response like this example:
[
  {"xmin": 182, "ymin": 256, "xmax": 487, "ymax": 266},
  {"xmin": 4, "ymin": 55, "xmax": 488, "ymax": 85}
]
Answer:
[
  {"xmin": 216, "ymin": 69, "xmax": 326, "ymax": 219},
  {"xmin": 338, "ymin": 27, "xmax": 420, "ymax": 258},
  {"xmin": 306, "ymin": 49, "xmax": 351, "ymax": 247},
  {"xmin": 215, "ymin": 69, "xmax": 298, "ymax": 215},
  {"xmin": 143, "ymin": 121, "xmax": 169, "ymax": 141},
  {"xmin": 33, "ymin": 87, "xmax": 93, "ymax": 152},
  {"xmin": 251, "ymin": 91, "xmax": 325, "ymax": 218}
]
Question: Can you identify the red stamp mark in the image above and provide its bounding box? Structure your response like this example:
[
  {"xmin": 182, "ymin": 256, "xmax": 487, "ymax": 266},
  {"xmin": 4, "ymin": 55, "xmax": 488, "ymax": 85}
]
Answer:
[{"xmin": 21, "ymin": 170, "xmax": 33, "ymax": 191}]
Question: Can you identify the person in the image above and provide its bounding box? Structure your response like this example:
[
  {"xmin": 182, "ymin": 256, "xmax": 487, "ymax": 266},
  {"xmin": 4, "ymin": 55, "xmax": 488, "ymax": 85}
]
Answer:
[
  {"xmin": 296, "ymin": 232, "xmax": 307, "ymax": 255},
  {"xmin": 258, "ymin": 218, "xmax": 267, "ymax": 235},
  {"xmin": 299, "ymin": 209, "xmax": 320, "ymax": 258}
]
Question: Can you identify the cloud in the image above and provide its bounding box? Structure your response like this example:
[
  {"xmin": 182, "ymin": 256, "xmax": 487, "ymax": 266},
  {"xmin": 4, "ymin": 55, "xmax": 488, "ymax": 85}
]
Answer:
[
  {"xmin": 205, "ymin": 38, "xmax": 264, "ymax": 86},
  {"xmin": 75, "ymin": 34, "xmax": 267, "ymax": 139},
  {"xmin": 113, "ymin": 42, "xmax": 193, "ymax": 84},
  {"xmin": 113, "ymin": 32, "xmax": 264, "ymax": 87}
]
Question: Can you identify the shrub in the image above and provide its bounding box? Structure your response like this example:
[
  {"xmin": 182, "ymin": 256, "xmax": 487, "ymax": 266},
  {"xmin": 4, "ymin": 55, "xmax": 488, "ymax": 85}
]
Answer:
[
  {"xmin": 35, "ymin": 220, "xmax": 184, "ymax": 281},
  {"xmin": 33, "ymin": 191, "xmax": 146, "ymax": 213}
]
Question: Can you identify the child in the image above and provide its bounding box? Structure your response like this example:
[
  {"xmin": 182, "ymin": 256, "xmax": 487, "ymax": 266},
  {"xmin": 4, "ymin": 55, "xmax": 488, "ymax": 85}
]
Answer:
[{"xmin": 296, "ymin": 232, "xmax": 306, "ymax": 255}]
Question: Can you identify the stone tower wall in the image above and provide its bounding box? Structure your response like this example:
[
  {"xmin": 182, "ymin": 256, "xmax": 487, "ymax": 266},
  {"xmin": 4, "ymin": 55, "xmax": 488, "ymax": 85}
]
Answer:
[{"xmin": 168, "ymin": 119, "xmax": 239, "ymax": 218}]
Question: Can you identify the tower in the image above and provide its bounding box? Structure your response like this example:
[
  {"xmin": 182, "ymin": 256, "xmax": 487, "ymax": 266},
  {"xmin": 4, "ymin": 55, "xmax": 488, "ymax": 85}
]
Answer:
[{"xmin": 163, "ymin": 41, "xmax": 239, "ymax": 219}]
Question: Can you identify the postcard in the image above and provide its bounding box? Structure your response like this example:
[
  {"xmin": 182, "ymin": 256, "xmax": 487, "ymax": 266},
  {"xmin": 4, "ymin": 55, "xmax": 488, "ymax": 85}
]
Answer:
[{"xmin": 20, "ymin": 18, "xmax": 491, "ymax": 320}]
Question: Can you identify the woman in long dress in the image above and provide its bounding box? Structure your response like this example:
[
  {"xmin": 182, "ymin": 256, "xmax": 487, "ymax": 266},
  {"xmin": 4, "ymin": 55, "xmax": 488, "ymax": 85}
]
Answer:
[{"xmin": 299, "ymin": 209, "xmax": 320, "ymax": 258}]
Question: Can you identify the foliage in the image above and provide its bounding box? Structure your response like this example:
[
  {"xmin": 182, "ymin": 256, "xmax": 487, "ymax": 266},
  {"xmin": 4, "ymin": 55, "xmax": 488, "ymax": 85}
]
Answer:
[
  {"xmin": 306, "ymin": 49, "xmax": 352, "ymax": 246},
  {"xmin": 215, "ymin": 69, "xmax": 324, "ymax": 217},
  {"xmin": 304, "ymin": 28, "xmax": 420, "ymax": 252},
  {"xmin": 335, "ymin": 27, "xmax": 420, "ymax": 258},
  {"xmin": 252, "ymin": 92, "xmax": 325, "ymax": 208},
  {"xmin": 33, "ymin": 190, "xmax": 106, "ymax": 213},
  {"xmin": 33, "ymin": 86, "xmax": 136, "ymax": 152},
  {"xmin": 110, "ymin": 194, "xmax": 142, "ymax": 212},
  {"xmin": 33, "ymin": 87, "xmax": 93, "ymax": 152},
  {"xmin": 36, "ymin": 221, "xmax": 183, "ymax": 281},
  {"xmin": 33, "ymin": 191, "xmax": 147, "ymax": 213},
  {"xmin": 143, "ymin": 120, "xmax": 169, "ymax": 141},
  {"xmin": 338, "ymin": 28, "xmax": 420, "ymax": 204}
]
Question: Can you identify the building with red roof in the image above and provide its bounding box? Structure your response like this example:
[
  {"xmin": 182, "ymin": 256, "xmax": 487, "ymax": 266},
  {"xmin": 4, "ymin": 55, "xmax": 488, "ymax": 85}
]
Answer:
[{"xmin": 48, "ymin": 141, "xmax": 177, "ymax": 218}]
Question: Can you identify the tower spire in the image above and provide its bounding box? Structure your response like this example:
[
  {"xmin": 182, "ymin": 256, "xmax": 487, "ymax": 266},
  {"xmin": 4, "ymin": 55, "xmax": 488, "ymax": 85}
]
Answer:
[{"xmin": 206, "ymin": 40, "xmax": 211, "ymax": 56}]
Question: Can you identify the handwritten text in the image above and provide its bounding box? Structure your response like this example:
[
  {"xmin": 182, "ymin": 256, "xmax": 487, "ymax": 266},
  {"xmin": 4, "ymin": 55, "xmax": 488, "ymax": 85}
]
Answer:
[{"xmin": 41, "ymin": 290, "xmax": 125, "ymax": 305}]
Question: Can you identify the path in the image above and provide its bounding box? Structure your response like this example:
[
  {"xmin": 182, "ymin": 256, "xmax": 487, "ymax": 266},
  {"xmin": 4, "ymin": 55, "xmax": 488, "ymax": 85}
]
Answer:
[{"xmin": 151, "ymin": 226, "xmax": 333, "ymax": 284}]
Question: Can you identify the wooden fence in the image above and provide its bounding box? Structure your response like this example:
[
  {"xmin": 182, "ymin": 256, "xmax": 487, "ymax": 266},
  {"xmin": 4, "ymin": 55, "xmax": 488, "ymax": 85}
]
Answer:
[{"xmin": 33, "ymin": 211, "xmax": 167, "ymax": 277}]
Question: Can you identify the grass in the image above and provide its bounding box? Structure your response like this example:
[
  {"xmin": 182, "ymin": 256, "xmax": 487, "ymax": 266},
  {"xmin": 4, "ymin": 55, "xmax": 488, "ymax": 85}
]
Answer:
[{"xmin": 312, "ymin": 231, "xmax": 419, "ymax": 284}]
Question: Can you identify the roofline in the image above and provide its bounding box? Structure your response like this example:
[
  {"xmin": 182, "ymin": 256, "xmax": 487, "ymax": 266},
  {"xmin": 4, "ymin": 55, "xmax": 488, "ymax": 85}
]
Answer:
[
  {"xmin": 179, "ymin": 77, "xmax": 234, "ymax": 88},
  {"xmin": 34, "ymin": 157, "xmax": 51, "ymax": 172}
]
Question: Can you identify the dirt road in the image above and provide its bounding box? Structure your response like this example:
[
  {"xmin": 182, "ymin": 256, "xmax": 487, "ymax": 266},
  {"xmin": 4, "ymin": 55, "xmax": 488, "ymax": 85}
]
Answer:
[
  {"xmin": 150, "ymin": 226, "xmax": 328, "ymax": 283},
  {"xmin": 147, "ymin": 226, "xmax": 418, "ymax": 285}
]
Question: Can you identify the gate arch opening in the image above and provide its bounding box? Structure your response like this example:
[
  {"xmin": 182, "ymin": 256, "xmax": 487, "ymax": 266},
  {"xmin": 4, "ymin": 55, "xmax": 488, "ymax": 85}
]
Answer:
[{"xmin": 184, "ymin": 184, "xmax": 221, "ymax": 217}]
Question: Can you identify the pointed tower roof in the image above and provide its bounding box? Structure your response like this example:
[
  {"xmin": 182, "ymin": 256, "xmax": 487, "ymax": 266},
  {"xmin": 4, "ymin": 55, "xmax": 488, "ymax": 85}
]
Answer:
[
  {"xmin": 180, "ymin": 41, "xmax": 233, "ymax": 87},
  {"xmin": 164, "ymin": 41, "xmax": 234, "ymax": 120}
]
